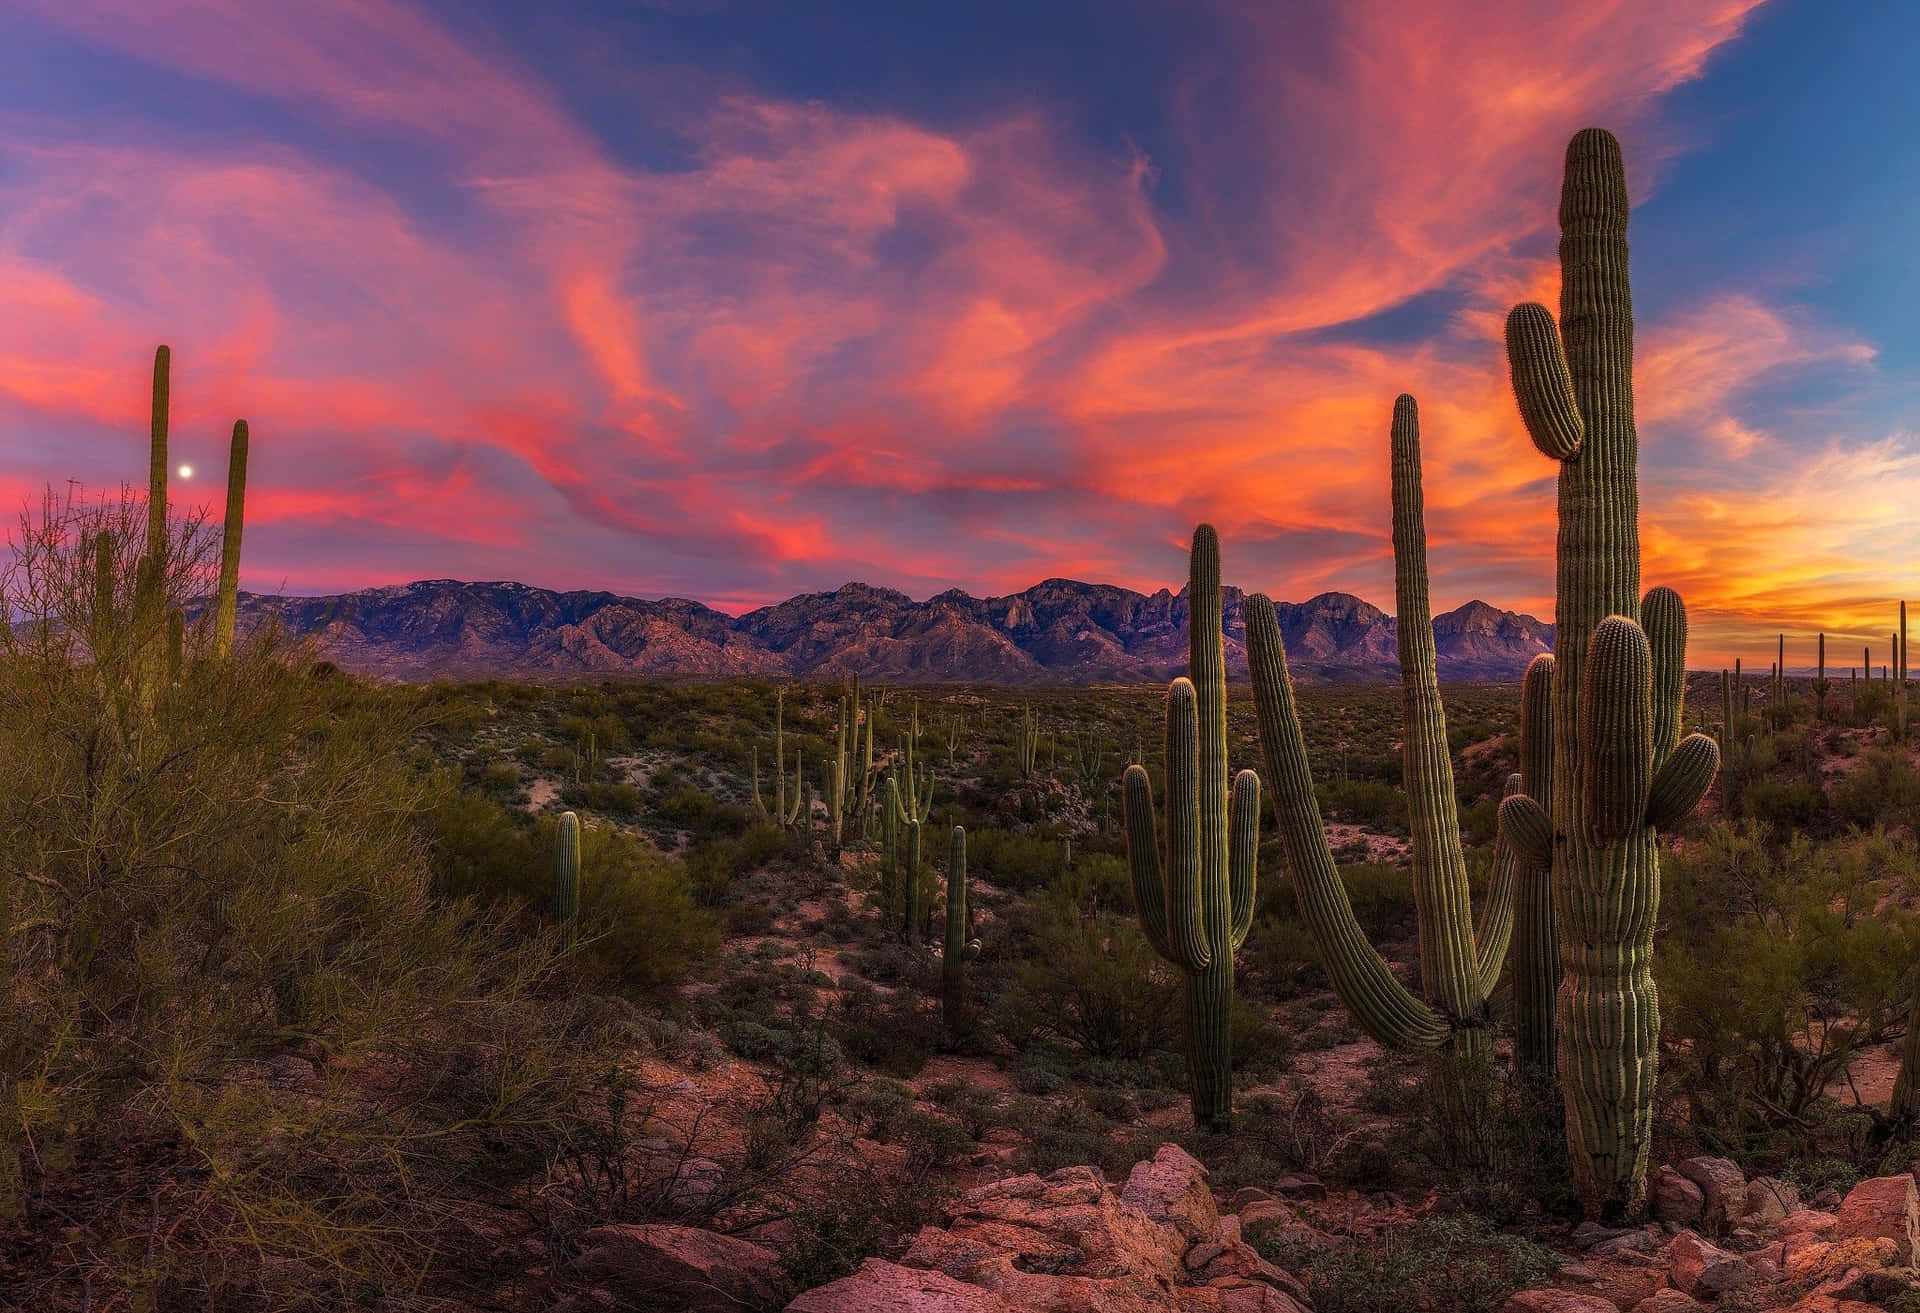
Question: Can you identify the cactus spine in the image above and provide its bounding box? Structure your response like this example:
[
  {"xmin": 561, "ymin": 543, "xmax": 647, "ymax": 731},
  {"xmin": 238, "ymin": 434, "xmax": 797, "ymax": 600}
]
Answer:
[
  {"xmin": 942, "ymin": 825, "xmax": 980, "ymax": 1036},
  {"xmin": 553, "ymin": 810, "xmax": 581, "ymax": 931},
  {"xmin": 1247, "ymin": 398, "xmax": 1511, "ymax": 1105},
  {"xmin": 214, "ymin": 420, "xmax": 250, "ymax": 659},
  {"xmin": 1497, "ymin": 129, "xmax": 1721, "ymax": 1218},
  {"xmin": 1123, "ymin": 524, "xmax": 1257, "ymax": 1130}
]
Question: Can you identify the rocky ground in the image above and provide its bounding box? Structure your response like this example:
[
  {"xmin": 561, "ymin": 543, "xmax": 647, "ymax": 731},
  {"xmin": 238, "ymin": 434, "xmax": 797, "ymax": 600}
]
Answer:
[{"xmin": 530, "ymin": 1144, "xmax": 1920, "ymax": 1312}]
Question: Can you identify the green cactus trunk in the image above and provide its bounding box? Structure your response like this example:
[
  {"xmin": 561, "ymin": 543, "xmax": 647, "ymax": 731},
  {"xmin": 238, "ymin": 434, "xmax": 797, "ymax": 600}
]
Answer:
[
  {"xmin": 1123, "ymin": 525, "xmax": 1257, "ymax": 1131},
  {"xmin": 146, "ymin": 345, "xmax": 170, "ymax": 583},
  {"xmin": 553, "ymin": 810, "xmax": 581, "ymax": 934},
  {"xmin": 214, "ymin": 420, "xmax": 250, "ymax": 659},
  {"xmin": 1512, "ymin": 656, "xmax": 1559, "ymax": 1076},
  {"xmin": 943, "ymin": 825, "xmax": 978, "ymax": 1037},
  {"xmin": 1501, "ymin": 130, "xmax": 1720, "ymax": 1219},
  {"xmin": 905, "ymin": 817, "xmax": 922, "ymax": 947}
]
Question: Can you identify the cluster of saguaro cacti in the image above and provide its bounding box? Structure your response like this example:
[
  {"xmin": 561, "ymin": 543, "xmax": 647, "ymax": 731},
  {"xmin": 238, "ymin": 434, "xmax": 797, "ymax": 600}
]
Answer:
[
  {"xmin": 1122, "ymin": 524, "xmax": 1257, "ymax": 1130},
  {"xmin": 1492, "ymin": 129, "xmax": 1721, "ymax": 1218},
  {"xmin": 942, "ymin": 825, "xmax": 982, "ymax": 1035},
  {"xmin": 120, "ymin": 346, "xmax": 251, "ymax": 686},
  {"xmin": 1246, "ymin": 397, "xmax": 1532, "ymax": 1113},
  {"xmin": 1018, "ymin": 703, "xmax": 1040, "ymax": 778}
]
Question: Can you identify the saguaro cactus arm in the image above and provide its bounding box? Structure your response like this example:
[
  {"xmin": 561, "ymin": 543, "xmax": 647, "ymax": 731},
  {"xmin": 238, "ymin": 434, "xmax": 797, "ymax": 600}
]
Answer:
[
  {"xmin": 1227, "ymin": 769, "xmax": 1258, "ymax": 952},
  {"xmin": 1505, "ymin": 303, "xmax": 1584, "ymax": 461},
  {"xmin": 1475, "ymin": 774, "xmax": 1521, "ymax": 997},
  {"xmin": 1580, "ymin": 616, "xmax": 1654, "ymax": 848},
  {"xmin": 1161, "ymin": 678, "xmax": 1211, "ymax": 973},
  {"xmin": 1122, "ymin": 764, "xmax": 1172, "ymax": 960},
  {"xmin": 1646, "ymin": 734, "xmax": 1721, "ymax": 831},
  {"xmin": 1246, "ymin": 594, "xmax": 1450, "ymax": 1049}
]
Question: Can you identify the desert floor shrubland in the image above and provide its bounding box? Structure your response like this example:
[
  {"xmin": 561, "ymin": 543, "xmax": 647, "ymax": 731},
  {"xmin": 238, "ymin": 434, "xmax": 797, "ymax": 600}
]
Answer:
[{"xmin": 7, "ymin": 494, "xmax": 1920, "ymax": 1310}]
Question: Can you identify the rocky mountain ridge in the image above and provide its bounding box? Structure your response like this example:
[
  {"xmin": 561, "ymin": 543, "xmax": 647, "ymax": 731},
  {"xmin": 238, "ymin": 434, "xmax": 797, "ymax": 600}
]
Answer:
[{"xmin": 237, "ymin": 576, "xmax": 1555, "ymax": 684}]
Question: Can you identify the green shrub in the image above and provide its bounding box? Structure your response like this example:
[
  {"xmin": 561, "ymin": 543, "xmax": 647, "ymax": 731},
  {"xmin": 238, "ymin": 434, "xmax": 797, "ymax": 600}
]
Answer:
[{"xmin": 1257, "ymin": 1215, "xmax": 1559, "ymax": 1313}]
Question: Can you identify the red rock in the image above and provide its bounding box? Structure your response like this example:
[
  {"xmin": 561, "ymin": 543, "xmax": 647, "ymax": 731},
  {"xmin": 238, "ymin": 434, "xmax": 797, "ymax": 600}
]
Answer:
[
  {"xmin": 786, "ymin": 1259, "xmax": 1015, "ymax": 1312},
  {"xmin": 1675, "ymin": 1157, "xmax": 1748, "ymax": 1227},
  {"xmin": 1745, "ymin": 1177, "xmax": 1803, "ymax": 1225},
  {"xmin": 1122, "ymin": 1145, "xmax": 1221, "ymax": 1246},
  {"xmin": 1500, "ymin": 1290, "xmax": 1620, "ymax": 1313},
  {"xmin": 579, "ymin": 1224, "xmax": 789, "ymax": 1313},
  {"xmin": 1630, "ymin": 1292, "xmax": 1707, "ymax": 1313},
  {"xmin": 1667, "ymin": 1231, "xmax": 1762, "ymax": 1298},
  {"xmin": 1651, "ymin": 1168, "xmax": 1706, "ymax": 1226},
  {"xmin": 1834, "ymin": 1175, "xmax": 1920, "ymax": 1266},
  {"xmin": 1236, "ymin": 1201, "xmax": 1292, "ymax": 1232}
]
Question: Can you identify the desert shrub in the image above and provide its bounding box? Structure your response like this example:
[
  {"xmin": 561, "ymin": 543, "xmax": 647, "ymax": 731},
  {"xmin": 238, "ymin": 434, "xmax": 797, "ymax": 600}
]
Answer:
[
  {"xmin": 568, "ymin": 819, "xmax": 718, "ymax": 990},
  {"xmin": 966, "ymin": 827, "xmax": 1068, "ymax": 892},
  {"xmin": 1257, "ymin": 1214, "xmax": 1558, "ymax": 1313},
  {"xmin": 1830, "ymin": 749, "xmax": 1920, "ymax": 834},
  {"xmin": 1316, "ymin": 778, "xmax": 1408, "ymax": 832},
  {"xmin": 1660, "ymin": 821, "xmax": 1917, "ymax": 1168},
  {"xmin": 0, "ymin": 487, "xmax": 621, "ymax": 1304},
  {"xmin": 990, "ymin": 904, "xmax": 1180, "ymax": 1061},
  {"xmin": 1738, "ymin": 776, "xmax": 1828, "ymax": 834},
  {"xmin": 835, "ymin": 979, "xmax": 941, "ymax": 1077}
]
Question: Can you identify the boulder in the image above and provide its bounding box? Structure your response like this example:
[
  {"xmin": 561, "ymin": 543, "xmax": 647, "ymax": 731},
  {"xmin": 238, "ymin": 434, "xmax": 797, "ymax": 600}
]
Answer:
[
  {"xmin": 786, "ymin": 1259, "xmax": 1015, "ymax": 1312},
  {"xmin": 1651, "ymin": 1167, "xmax": 1706, "ymax": 1226},
  {"xmin": 1631, "ymin": 1292, "xmax": 1708, "ymax": 1313},
  {"xmin": 1236, "ymin": 1201, "xmax": 1293, "ymax": 1232},
  {"xmin": 1676, "ymin": 1157, "xmax": 1748, "ymax": 1227},
  {"xmin": 1745, "ymin": 1176, "xmax": 1803, "ymax": 1226},
  {"xmin": 1668, "ymin": 1230, "xmax": 1763, "ymax": 1298},
  {"xmin": 1500, "ymin": 1291, "xmax": 1619, "ymax": 1313},
  {"xmin": 1834, "ymin": 1175, "xmax": 1920, "ymax": 1266},
  {"xmin": 1122, "ymin": 1145, "xmax": 1220, "ymax": 1246},
  {"xmin": 1271, "ymin": 1174, "xmax": 1326, "ymax": 1201},
  {"xmin": 579, "ymin": 1224, "xmax": 789, "ymax": 1313}
]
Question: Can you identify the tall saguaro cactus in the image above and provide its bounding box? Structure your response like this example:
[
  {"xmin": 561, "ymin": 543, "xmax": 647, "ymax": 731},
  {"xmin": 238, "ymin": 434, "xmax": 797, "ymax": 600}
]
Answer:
[
  {"xmin": 1497, "ymin": 129, "xmax": 1720, "ymax": 1218},
  {"xmin": 1246, "ymin": 397, "xmax": 1522, "ymax": 1103},
  {"xmin": 1122, "ymin": 524, "xmax": 1257, "ymax": 1130},
  {"xmin": 214, "ymin": 420, "xmax": 250, "ymax": 659},
  {"xmin": 146, "ymin": 345, "xmax": 170, "ymax": 581}
]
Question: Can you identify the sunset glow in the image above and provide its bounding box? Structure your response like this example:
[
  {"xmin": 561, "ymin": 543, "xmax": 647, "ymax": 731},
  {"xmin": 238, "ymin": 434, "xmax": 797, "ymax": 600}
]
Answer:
[{"xmin": 1, "ymin": 1, "xmax": 1914, "ymax": 667}]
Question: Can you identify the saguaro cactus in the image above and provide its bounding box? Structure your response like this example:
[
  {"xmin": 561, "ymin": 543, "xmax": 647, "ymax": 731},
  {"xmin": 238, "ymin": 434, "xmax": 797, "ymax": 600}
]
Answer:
[
  {"xmin": 1122, "ymin": 524, "xmax": 1257, "ymax": 1130},
  {"xmin": 942, "ymin": 825, "xmax": 981, "ymax": 1036},
  {"xmin": 214, "ymin": 420, "xmax": 250, "ymax": 659},
  {"xmin": 1247, "ymin": 397, "xmax": 1520, "ymax": 1105},
  {"xmin": 1497, "ymin": 129, "xmax": 1721, "ymax": 1218},
  {"xmin": 1813, "ymin": 633, "xmax": 1830, "ymax": 721},
  {"xmin": 553, "ymin": 810, "xmax": 581, "ymax": 930},
  {"xmin": 146, "ymin": 345, "xmax": 170, "ymax": 580}
]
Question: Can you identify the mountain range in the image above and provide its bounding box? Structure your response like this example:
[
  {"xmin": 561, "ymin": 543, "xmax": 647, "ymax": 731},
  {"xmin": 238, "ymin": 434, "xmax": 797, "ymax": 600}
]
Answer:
[{"xmin": 236, "ymin": 577, "xmax": 1554, "ymax": 685}]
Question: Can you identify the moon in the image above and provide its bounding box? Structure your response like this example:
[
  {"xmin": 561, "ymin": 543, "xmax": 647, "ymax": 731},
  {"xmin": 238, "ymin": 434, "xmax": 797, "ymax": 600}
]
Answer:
[{"xmin": 177, "ymin": 464, "xmax": 194, "ymax": 480}]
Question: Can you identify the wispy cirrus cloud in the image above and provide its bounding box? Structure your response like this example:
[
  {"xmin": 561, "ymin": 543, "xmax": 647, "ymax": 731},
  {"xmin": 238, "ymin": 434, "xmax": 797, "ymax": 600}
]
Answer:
[{"xmin": 0, "ymin": 0, "xmax": 1910, "ymax": 666}]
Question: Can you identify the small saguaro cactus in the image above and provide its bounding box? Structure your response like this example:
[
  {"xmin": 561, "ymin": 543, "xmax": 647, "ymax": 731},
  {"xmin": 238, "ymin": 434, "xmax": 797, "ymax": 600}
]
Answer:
[
  {"xmin": 1813, "ymin": 633, "xmax": 1830, "ymax": 721},
  {"xmin": 942, "ymin": 825, "xmax": 982, "ymax": 1036},
  {"xmin": 1247, "ymin": 396, "xmax": 1525, "ymax": 1108},
  {"xmin": 1122, "ymin": 524, "xmax": 1257, "ymax": 1130},
  {"xmin": 553, "ymin": 810, "xmax": 581, "ymax": 931},
  {"xmin": 1495, "ymin": 128, "xmax": 1722, "ymax": 1219}
]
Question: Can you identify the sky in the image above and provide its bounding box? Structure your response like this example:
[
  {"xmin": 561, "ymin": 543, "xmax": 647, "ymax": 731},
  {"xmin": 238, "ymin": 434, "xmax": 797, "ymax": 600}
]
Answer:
[{"xmin": 0, "ymin": 0, "xmax": 1915, "ymax": 668}]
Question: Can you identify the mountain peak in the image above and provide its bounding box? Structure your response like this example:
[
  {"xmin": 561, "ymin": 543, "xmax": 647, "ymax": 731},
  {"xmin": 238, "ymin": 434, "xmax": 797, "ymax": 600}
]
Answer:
[{"xmin": 237, "ymin": 575, "xmax": 1552, "ymax": 684}]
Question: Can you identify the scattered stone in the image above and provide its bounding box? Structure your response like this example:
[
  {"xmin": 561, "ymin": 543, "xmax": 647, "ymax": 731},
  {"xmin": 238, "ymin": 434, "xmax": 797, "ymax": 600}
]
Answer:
[
  {"xmin": 1631, "ymin": 1291, "xmax": 1708, "ymax": 1313},
  {"xmin": 1230, "ymin": 1187, "xmax": 1273, "ymax": 1210},
  {"xmin": 1237, "ymin": 1201, "xmax": 1292, "ymax": 1232},
  {"xmin": 1652, "ymin": 1167, "xmax": 1707, "ymax": 1226},
  {"xmin": 1668, "ymin": 1230, "xmax": 1763, "ymax": 1298},
  {"xmin": 1746, "ymin": 1177, "xmax": 1803, "ymax": 1225},
  {"xmin": 580, "ymin": 1224, "xmax": 789, "ymax": 1313},
  {"xmin": 1835, "ymin": 1175, "xmax": 1920, "ymax": 1266},
  {"xmin": 1500, "ymin": 1291, "xmax": 1620, "ymax": 1313},
  {"xmin": 786, "ymin": 1259, "xmax": 1015, "ymax": 1312},
  {"xmin": 1271, "ymin": 1174, "xmax": 1326, "ymax": 1201},
  {"xmin": 1571, "ymin": 1222, "xmax": 1639, "ymax": 1250},
  {"xmin": 1676, "ymin": 1157, "xmax": 1748, "ymax": 1228}
]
